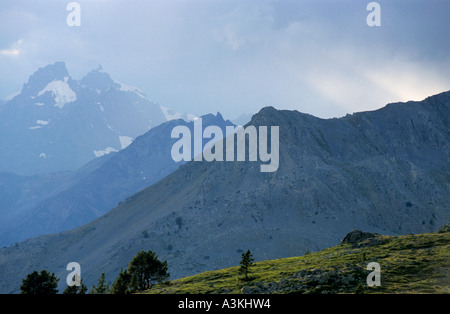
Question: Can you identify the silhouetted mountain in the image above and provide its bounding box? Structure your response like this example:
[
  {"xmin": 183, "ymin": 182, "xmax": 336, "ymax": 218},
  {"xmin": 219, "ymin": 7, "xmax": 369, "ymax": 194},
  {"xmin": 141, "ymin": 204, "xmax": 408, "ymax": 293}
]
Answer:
[{"xmin": 0, "ymin": 91, "xmax": 448, "ymax": 293}]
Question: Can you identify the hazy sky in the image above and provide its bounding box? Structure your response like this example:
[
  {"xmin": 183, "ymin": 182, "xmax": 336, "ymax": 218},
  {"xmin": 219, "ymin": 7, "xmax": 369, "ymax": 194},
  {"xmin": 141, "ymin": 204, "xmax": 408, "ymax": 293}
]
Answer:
[{"xmin": 1, "ymin": 0, "xmax": 449, "ymax": 119}]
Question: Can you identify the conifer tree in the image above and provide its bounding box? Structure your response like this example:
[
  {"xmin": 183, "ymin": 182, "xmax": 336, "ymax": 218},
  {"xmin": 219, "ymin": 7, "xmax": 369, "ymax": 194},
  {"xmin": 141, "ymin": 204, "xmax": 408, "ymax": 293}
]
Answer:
[
  {"xmin": 111, "ymin": 268, "xmax": 131, "ymax": 294},
  {"xmin": 90, "ymin": 272, "xmax": 110, "ymax": 294},
  {"xmin": 20, "ymin": 270, "xmax": 59, "ymax": 294},
  {"xmin": 239, "ymin": 250, "xmax": 254, "ymax": 281},
  {"xmin": 127, "ymin": 250, "xmax": 169, "ymax": 291}
]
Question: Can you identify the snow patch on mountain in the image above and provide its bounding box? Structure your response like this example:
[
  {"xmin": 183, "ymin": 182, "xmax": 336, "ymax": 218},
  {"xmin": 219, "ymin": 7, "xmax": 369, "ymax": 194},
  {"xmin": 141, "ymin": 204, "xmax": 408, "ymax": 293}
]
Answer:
[
  {"xmin": 118, "ymin": 82, "xmax": 149, "ymax": 100},
  {"xmin": 37, "ymin": 77, "xmax": 76, "ymax": 109},
  {"xmin": 93, "ymin": 147, "xmax": 118, "ymax": 157},
  {"xmin": 160, "ymin": 106, "xmax": 197, "ymax": 122},
  {"xmin": 119, "ymin": 136, "xmax": 133, "ymax": 149},
  {"xmin": 29, "ymin": 119, "xmax": 50, "ymax": 130},
  {"xmin": 5, "ymin": 91, "xmax": 20, "ymax": 101},
  {"xmin": 36, "ymin": 120, "xmax": 50, "ymax": 126}
]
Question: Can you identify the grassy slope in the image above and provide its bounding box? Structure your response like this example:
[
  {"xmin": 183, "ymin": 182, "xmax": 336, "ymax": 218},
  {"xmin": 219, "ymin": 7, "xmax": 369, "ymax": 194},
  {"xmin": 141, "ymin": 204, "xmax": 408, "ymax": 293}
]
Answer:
[{"xmin": 145, "ymin": 231, "xmax": 449, "ymax": 294}]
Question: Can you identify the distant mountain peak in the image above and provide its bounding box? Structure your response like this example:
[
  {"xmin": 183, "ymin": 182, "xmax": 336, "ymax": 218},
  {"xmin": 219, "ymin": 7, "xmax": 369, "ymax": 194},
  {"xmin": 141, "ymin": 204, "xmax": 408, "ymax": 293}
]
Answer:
[
  {"xmin": 199, "ymin": 111, "xmax": 230, "ymax": 125},
  {"xmin": 0, "ymin": 62, "xmax": 170, "ymax": 175},
  {"xmin": 80, "ymin": 66, "xmax": 120, "ymax": 91}
]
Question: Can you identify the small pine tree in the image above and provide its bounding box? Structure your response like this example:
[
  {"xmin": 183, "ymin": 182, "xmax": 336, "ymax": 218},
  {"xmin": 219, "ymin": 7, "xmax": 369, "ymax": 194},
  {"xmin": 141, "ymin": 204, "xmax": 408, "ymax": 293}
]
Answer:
[
  {"xmin": 90, "ymin": 273, "xmax": 110, "ymax": 294},
  {"xmin": 111, "ymin": 268, "xmax": 131, "ymax": 294},
  {"xmin": 20, "ymin": 270, "xmax": 59, "ymax": 294},
  {"xmin": 63, "ymin": 276, "xmax": 88, "ymax": 294},
  {"xmin": 239, "ymin": 250, "xmax": 255, "ymax": 281}
]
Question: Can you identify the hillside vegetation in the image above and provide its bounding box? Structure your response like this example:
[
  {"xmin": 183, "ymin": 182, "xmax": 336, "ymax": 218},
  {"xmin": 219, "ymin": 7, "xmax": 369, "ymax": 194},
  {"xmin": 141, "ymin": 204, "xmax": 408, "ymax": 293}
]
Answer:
[{"xmin": 145, "ymin": 228, "xmax": 450, "ymax": 294}]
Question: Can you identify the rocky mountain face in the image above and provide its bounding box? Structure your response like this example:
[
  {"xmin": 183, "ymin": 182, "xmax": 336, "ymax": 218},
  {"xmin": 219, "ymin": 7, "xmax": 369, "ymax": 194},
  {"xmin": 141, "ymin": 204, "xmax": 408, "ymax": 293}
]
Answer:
[
  {"xmin": 0, "ymin": 62, "xmax": 168, "ymax": 175},
  {"xmin": 0, "ymin": 91, "xmax": 448, "ymax": 293},
  {"xmin": 0, "ymin": 113, "xmax": 235, "ymax": 247}
]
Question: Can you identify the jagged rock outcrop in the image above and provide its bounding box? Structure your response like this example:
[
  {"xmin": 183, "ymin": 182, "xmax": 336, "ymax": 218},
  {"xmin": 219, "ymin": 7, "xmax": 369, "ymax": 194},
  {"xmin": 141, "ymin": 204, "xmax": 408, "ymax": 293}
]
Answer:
[{"xmin": 341, "ymin": 230, "xmax": 378, "ymax": 244}]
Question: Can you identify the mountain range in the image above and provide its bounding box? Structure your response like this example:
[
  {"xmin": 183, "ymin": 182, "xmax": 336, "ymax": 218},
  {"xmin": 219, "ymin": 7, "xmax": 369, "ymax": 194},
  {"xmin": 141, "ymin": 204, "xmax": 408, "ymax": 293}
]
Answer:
[
  {"xmin": 0, "ymin": 62, "xmax": 185, "ymax": 176},
  {"xmin": 0, "ymin": 112, "xmax": 235, "ymax": 247},
  {"xmin": 0, "ymin": 90, "xmax": 448, "ymax": 293}
]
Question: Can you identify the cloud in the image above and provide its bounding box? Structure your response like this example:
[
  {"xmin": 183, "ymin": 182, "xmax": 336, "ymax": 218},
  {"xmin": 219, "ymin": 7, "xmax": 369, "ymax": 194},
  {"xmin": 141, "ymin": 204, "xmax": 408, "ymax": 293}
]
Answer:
[
  {"xmin": 0, "ymin": 39, "xmax": 23, "ymax": 57},
  {"xmin": 364, "ymin": 58, "xmax": 450, "ymax": 103},
  {"xmin": 0, "ymin": 48, "xmax": 20, "ymax": 57},
  {"xmin": 0, "ymin": 0, "xmax": 449, "ymax": 119},
  {"xmin": 211, "ymin": 3, "xmax": 273, "ymax": 51}
]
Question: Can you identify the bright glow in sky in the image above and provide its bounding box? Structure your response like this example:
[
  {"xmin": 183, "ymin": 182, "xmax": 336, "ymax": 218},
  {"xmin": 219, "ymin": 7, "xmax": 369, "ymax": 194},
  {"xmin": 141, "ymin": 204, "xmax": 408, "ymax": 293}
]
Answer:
[{"xmin": 1, "ymin": 0, "xmax": 449, "ymax": 119}]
